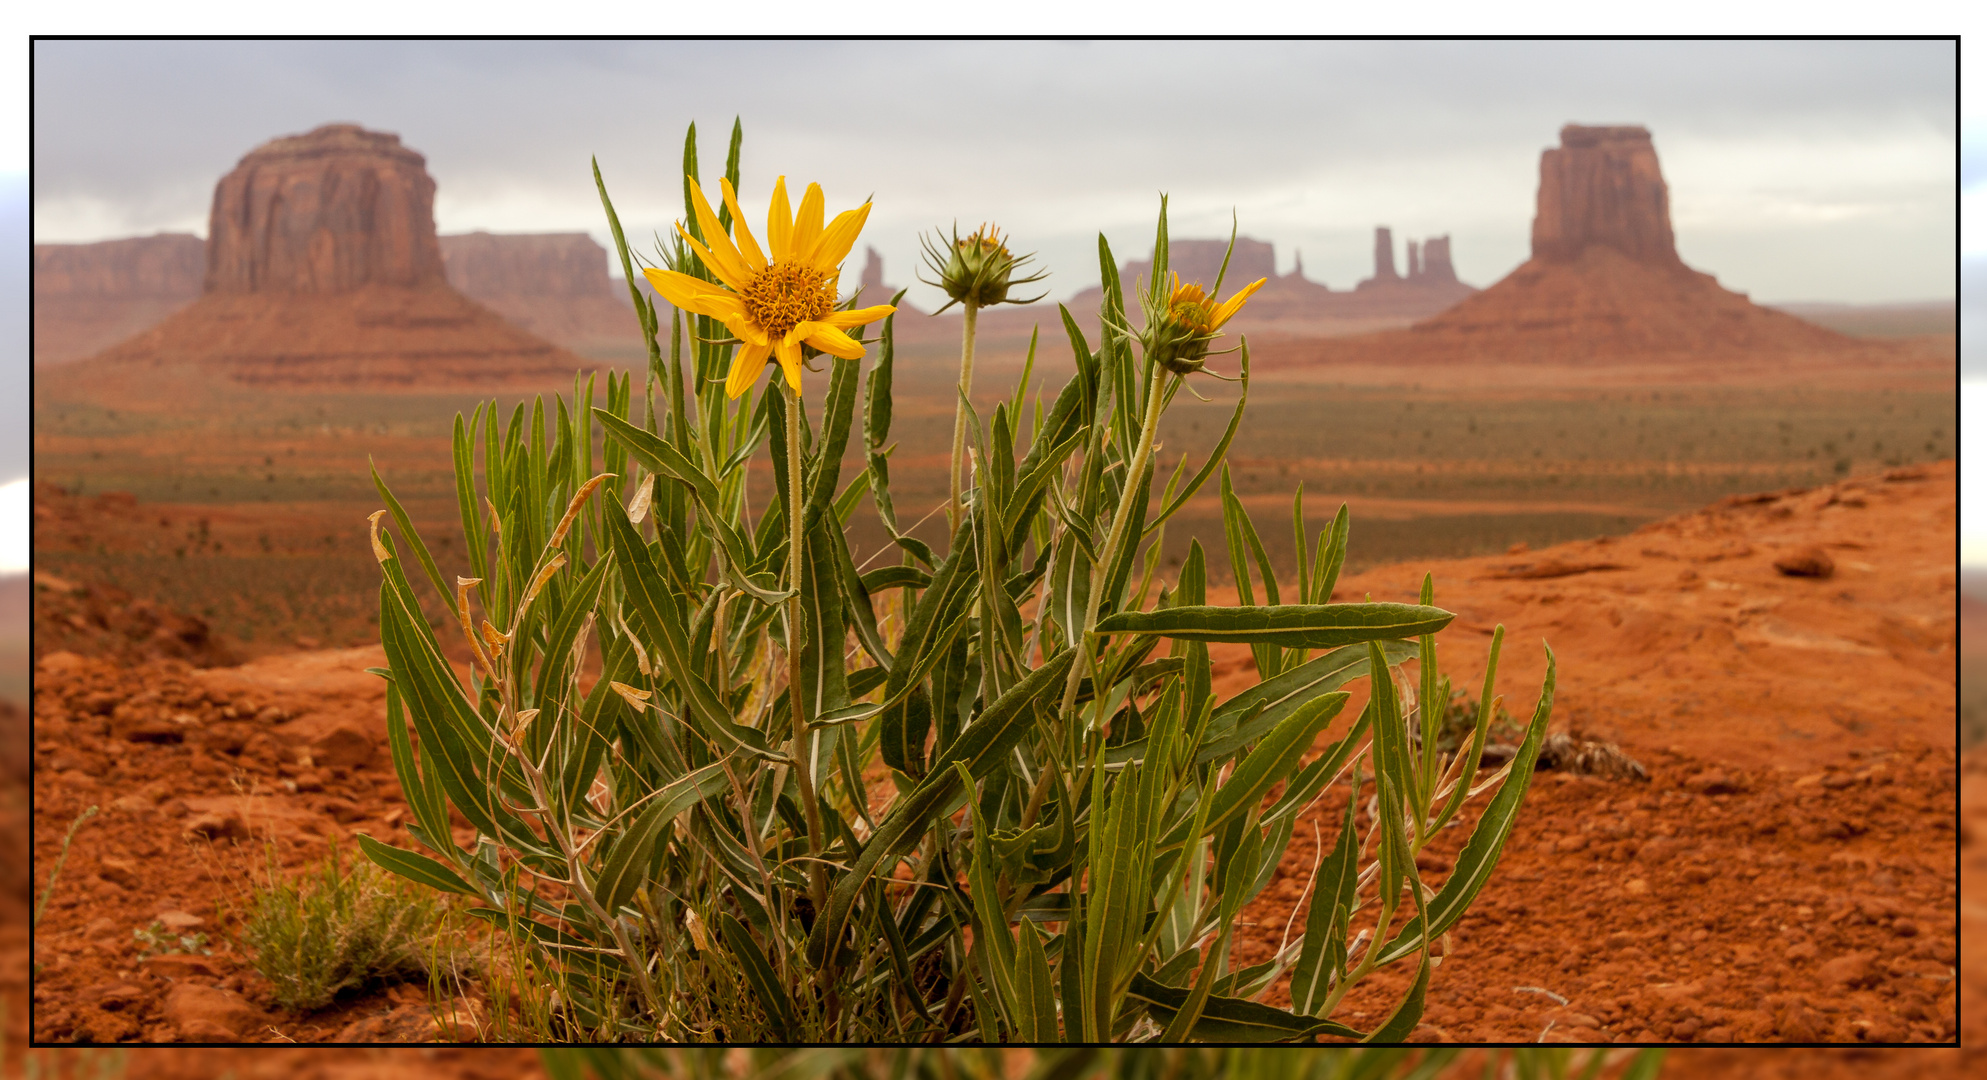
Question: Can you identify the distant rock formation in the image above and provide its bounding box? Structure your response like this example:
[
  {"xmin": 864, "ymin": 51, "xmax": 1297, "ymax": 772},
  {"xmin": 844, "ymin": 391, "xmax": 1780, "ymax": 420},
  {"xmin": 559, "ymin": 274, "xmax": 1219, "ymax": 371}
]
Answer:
[
  {"xmin": 439, "ymin": 231, "xmax": 645, "ymax": 356},
  {"xmin": 853, "ymin": 246, "xmax": 920, "ymax": 312},
  {"xmin": 1061, "ymin": 233, "xmax": 1475, "ymax": 332},
  {"xmin": 1371, "ymin": 227, "xmax": 1399, "ymax": 282},
  {"xmin": 1272, "ymin": 123, "xmax": 1854, "ymax": 367},
  {"xmin": 1116, "ymin": 238, "xmax": 1278, "ymax": 295},
  {"xmin": 1531, "ymin": 125, "xmax": 1680, "ymax": 268},
  {"xmin": 45, "ymin": 124, "xmax": 583, "ymax": 392},
  {"xmin": 206, "ymin": 124, "xmax": 448, "ymax": 295},
  {"xmin": 33, "ymin": 234, "xmax": 204, "ymax": 365}
]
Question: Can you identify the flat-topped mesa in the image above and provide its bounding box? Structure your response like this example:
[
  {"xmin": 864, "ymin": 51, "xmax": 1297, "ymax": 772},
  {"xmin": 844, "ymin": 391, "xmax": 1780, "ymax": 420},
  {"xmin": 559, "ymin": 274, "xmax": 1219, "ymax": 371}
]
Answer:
[
  {"xmin": 441, "ymin": 232, "xmax": 620, "ymax": 299},
  {"xmin": 205, "ymin": 123, "xmax": 447, "ymax": 295},
  {"xmin": 1531, "ymin": 124, "xmax": 1682, "ymax": 268},
  {"xmin": 35, "ymin": 234, "xmax": 205, "ymax": 298}
]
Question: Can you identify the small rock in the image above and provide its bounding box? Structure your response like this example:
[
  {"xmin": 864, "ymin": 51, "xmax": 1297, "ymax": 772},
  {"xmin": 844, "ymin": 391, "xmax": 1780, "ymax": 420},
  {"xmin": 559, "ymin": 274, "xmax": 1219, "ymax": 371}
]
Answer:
[
  {"xmin": 1773, "ymin": 547, "xmax": 1835, "ymax": 579},
  {"xmin": 1775, "ymin": 1000, "xmax": 1821, "ymax": 1042},
  {"xmin": 1817, "ymin": 951, "xmax": 1876, "ymax": 989},
  {"xmin": 157, "ymin": 797, "xmax": 190, "ymax": 819},
  {"xmin": 292, "ymin": 770, "xmax": 326, "ymax": 793},
  {"xmin": 1785, "ymin": 941, "xmax": 1818, "ymax": 962},
  {"xmin": 255, "ymin": 704, "xmax": 290, "ymax": 724},
  {"xmin": 1688, "ymin": 769, "xmax": 1744, "ymax": 795},
  {"xmin": 1892, "ymin": 919, "xmax": 1919, "ymax": 939},
  {"xmin": 75, "ymin": 1007, "xmax": 139, "ymax": 1043},
  {"xmin": 311, "ymin": 724, "xmax": 376, "ymax": 770},
  {"xmin": 1857, "ymin": 1017, "xmax": 1904, "ymax": 1042},
  {"xmin": 156, "ymin": 910, "xmax": 206, "ymax": 932},
  {"xmin": 433, "ymin": 998, "xmax": 487, "ymax": 1041},
  {"xmin": 175, "ymin": 1018, "xmax": 240, "ymax": 1042},
  {"xmin": 164, "ymin": 984, "xmax": 260, "ymax": 1041},
  {"xmin": 110, "ymin": 793, "xmax": 157, "ymax": 814},
  {"xmin": 39, "ymin": 651, "xmax": 88, "ymax": 674},
  {"xmin": 183, "ymin": 811, "xmax": 250, "ymax": 843},
  {"xmin": 1623, "ymin": 878, "xmax": 1650, "ymax": 896},
  {"xmin": 319, "ymin": 797, "xmax": 369, "ymax": 824},
  {"xmin": 1634, "ymin": 837, "xmax": 1679, "ymax": 864},
  {"xmin": 97, "ymin": 856, "xmax": 140, "ymax": 889},
  {"xmin": 142, "ymin": 954, "xmax": 222, "ymax": 980},
  {"xmin": 94, "ymin": 983, "xmax": 148, "ymax": 1012}
]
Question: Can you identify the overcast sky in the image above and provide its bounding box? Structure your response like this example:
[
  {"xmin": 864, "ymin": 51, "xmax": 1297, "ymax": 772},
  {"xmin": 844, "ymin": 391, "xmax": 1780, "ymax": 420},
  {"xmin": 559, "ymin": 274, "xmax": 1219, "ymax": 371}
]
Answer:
[{"xmin": 30, "ymin": 39, "xmax": 1958, "ymax": 311}]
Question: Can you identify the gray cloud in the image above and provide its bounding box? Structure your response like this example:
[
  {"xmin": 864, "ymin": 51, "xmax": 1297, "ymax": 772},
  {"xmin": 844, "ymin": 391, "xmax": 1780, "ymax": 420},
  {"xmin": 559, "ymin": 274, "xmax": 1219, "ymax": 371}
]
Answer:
[{"xmin": 32, "ymin": 39, "xmax": 1957, "ymax": 307}]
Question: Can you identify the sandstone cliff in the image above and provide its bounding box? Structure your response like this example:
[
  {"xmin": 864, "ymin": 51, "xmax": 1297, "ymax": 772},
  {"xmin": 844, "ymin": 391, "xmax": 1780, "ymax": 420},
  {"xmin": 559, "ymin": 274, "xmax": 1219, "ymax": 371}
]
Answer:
[
  {"xmin": 1271, "ymin": 124, "xmax": 1855, "ymax": 367},
  {"xmin": 439, "ymin": 231, "xmax": 646, "ymax": 358},
  {"xmin": 43, "ymin": 124, "xmax": 584, "ymax": 393},
  {"xmin": 205, "ymin": 124, "xmax": 446, "ymax": 295},
  {"xmin": 33, "ymin": 234, "xmax": 205, "ymax": 365}
]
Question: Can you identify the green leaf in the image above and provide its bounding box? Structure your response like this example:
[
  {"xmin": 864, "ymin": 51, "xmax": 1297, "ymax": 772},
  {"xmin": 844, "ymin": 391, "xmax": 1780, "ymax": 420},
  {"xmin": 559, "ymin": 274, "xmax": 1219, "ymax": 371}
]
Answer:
[
  {"xmin": 1097, "ymin": 602, "xmax": 1453, "ymax": 649},
  {"xmin": 1158, "ymin": 691, "xmax": 1347, "ymax": 851},
  {"xmin": 356, "ymin": 834, "xmax": 475, "ymax": 896},
  {"xmin": 1014, "ymin": 918, "xmax": 1059, "ymax": 1043},
  {"xmin": 1289, "ymin": 766, "xmax": 1360, "ymax": 1016},
  {"xmin": 1363, "ymin": 936, "xmax": 1431, "ymax": 1044},
  {"xmin": 715, "ymin": 911, "xmax": 800, "ymax": 1041},
  {"xmin": 593, "ymin": 761, "xmax": 731, "ymax": 913},
  {"xmin": 1198, "ymin": 640, "xmax": 1407, "ymax": 764},
  {"xmin": 808, "ymin": 649, "xmax": 1074, "ymax": 965},
  {"xmin": 1373, "ymin": 645, "xmax": 1556, "ymax": 966},
  {"xmin": 1125, "ymin": 972, "xmax": 1363, "ymax": 1043},
  {"xmin": 371, "ymin": 460, "xmax": 459, "ymax": 624}
]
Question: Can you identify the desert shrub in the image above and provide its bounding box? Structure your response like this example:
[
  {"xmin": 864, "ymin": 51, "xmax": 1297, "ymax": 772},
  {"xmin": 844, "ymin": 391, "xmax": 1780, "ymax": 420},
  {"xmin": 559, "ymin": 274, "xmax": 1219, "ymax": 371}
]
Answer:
[
  {"xmin": 242, "ymin": 840, "xmax": 448, "ymax": 1012},
  {"xmin": 361, "ymin": 122, "xmax": 1561, "ymax": 1042}
]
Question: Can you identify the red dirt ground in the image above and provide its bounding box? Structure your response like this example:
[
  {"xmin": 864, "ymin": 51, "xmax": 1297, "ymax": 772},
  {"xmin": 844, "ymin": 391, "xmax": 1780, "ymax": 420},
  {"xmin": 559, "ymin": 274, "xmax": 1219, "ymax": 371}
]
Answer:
[{"xmin": 12, "ymin": 463, "xmax": 1964, "ymax": 1076}]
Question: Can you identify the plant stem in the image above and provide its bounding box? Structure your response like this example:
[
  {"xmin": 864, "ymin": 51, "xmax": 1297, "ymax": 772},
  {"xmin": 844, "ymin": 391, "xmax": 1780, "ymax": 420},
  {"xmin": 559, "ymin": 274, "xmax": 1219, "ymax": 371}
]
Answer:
[
  {"xmin": 1054, "ymin": 362, "xmax": 1171, "ymax": 740},
  {"xmin": 947, "ymin": 301, "xmax": 981, "ymax": 538},
  {"xmin": 784, "ymin": 382, "xmax": 828, "ymax": 923}
]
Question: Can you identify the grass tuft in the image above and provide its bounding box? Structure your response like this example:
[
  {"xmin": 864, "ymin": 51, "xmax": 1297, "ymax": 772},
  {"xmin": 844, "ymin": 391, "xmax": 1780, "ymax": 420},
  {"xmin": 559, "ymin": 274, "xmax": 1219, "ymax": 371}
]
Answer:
[{"xmin": 241, "ymin": 839, "xmax": 454, "ymax": 1013}]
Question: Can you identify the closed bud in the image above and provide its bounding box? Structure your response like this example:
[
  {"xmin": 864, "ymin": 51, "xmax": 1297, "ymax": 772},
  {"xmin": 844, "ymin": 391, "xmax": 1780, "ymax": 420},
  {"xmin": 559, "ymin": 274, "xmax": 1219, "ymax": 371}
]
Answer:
[{"xmin": 920, "ymin": 223, "xmax": 1048, "ymax": 313}]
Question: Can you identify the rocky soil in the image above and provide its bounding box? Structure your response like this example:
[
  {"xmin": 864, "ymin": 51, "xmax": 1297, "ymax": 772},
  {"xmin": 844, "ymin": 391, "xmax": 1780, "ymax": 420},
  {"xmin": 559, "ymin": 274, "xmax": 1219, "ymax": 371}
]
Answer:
[{"xmin": 13, "ymin": 462, "xmax": 1966, "ymax": 1076}]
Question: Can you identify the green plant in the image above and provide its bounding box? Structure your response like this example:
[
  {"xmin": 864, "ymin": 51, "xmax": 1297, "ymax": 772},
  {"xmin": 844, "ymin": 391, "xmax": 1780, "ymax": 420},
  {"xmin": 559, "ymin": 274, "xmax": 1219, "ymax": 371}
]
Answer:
[
  {"xmin": 241, "ymin": 840, "xmax": 449, "ymax": 1012},
  {"xmin": 33, "ymin": 805, "xmax": 98, "ymax": 977},
  {"xmin": 540, "ymin": 1048, "xmax": 1667, "ymax": 1080},
  {"xmin": 133, "ymin": 920, "xmax": 212, "ymax": 960},
  {"xmin": 361, "ymin": 121, "xmax": 1559, "ymax": 1042}
]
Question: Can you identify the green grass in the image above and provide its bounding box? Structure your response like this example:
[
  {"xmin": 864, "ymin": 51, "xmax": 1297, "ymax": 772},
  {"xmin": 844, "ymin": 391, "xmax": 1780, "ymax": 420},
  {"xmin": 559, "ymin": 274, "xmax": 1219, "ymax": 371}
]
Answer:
[{"xmin": 240, "ymin": 840, "xmax": 461, "ymax": 1014}]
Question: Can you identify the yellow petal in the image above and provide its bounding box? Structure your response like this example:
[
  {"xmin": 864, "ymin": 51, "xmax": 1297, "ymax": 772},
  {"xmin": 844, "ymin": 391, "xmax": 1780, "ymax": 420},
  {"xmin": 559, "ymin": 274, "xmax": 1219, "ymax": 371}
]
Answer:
[
  {"xmin": 797, "ymin": 321, "xmax": 866, "ymax": 360},
  {"xmin": 805, "ymin": 202, "xmax": 872, "ymax": 271},
  {"xmin": 766, "ymin": 176, "xmax": 793, "ymax": 262},
  {"xmin": 720, "ymin": 178, "xmax": 768, "ymax": 271},
  {"xmin": 790, "ymin": 183, "xmax": 825, "ymax": 265},
  {"xmin": 676, "ymin": 223, "xmax": 750, "ymax": 293},
  {"xmin": 773, "ymin": 338, "xmax": 805, "ymax": 394},
  {"xmin": 685, "ymin": 179, "xmax": 753, "ymax": 286},
  {"xmin": 819, "ymin": 304, "xmax": 897, "ymax": 330},
  {"xmin": 644, "ymin": 266, "xmax": 740, "ymax": 316},
  {"xmin": 725, "ymin": 341, "xmax": 772, "ymax": 399},
  {"xmin": 1210, "ymin": 277, "xmax": 1268, "ymax": 330}
]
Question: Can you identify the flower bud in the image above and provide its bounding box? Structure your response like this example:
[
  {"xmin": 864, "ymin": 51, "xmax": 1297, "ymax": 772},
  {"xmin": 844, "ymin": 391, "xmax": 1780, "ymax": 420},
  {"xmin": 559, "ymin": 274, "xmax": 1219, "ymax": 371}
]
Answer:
[{"xmin": 920, "ymin": 223, "xmax": 1048, "ymax": 313}]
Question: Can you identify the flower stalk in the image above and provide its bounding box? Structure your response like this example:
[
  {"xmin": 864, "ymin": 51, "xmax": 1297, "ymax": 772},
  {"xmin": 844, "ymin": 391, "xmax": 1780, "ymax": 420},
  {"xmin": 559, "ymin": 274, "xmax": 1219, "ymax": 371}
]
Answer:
[
  {"xmin": 784, "ymin": 382, "xmax": 828, "ymax": 922},
  {"xmin": 948, "ymin": 301, "xmax": 980, "ymax": 536}
]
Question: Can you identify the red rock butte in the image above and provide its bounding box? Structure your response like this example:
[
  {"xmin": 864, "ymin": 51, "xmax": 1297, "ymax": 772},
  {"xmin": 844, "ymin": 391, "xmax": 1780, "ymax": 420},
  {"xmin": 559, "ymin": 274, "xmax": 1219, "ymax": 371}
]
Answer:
[
  {"xmin": 1271, "ymin": 124, "xmax": 1856, "ymax": 367},
  {"xmin": 43, "ymin": 123, "xmax": 587, "ymax": 393}
]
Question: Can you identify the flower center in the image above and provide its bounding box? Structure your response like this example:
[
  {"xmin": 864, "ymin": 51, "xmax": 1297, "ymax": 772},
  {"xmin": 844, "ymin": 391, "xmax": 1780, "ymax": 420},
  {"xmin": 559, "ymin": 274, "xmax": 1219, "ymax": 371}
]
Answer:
[
  {"xmin": 1168, "ymin": 296, "xmax": 1219, "ymax": 335},
  {"xmin": 741, "ymin": 260, "xmax": 834, "ymax": 339}
]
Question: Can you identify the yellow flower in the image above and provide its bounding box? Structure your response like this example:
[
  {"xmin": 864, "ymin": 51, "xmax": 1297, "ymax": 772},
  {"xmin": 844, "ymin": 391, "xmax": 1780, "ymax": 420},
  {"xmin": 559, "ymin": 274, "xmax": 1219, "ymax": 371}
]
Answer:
[
  {"xmin": 643, "ymin": 176, "xmax": 896, "ymax": 398},
  {"xmin": 1145, "ymin": 272, "xmax": 1267, "ymax": 374}
]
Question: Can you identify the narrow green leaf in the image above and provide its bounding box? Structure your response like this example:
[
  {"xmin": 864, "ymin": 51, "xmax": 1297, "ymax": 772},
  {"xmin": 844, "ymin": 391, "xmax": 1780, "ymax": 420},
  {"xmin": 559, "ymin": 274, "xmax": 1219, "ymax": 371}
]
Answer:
[
  {"xmin": 593, "ymin": 762, "xmax": 730, "ymax": 913},
  {"xmin": 356, "ymin": 834, "xmax": 475, "ymax": 896},
  {"xmin": 1373, "ymin": 645, "xmax": 1556, "ymax": 965},
  {"xmin": 1097, "ymin": 603, "xmax": 1453, "ymax": 649},
  {"xmin": 1158, "ymin": 691, "xmax": 1347, "ymax": 851},
  {"xmin": 715, "ymin": 911, "xmax": 799, "ymax": 1040}
]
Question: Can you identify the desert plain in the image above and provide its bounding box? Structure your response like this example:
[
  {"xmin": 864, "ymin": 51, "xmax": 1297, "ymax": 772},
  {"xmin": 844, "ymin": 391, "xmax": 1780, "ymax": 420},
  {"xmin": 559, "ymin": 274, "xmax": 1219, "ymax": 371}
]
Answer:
[{"xmin": 11, "ymin": 119, "xmax": 1968, "ymax": 1076}]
